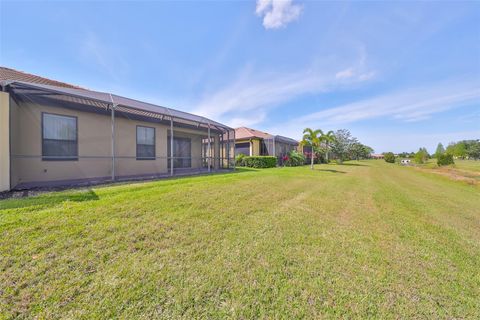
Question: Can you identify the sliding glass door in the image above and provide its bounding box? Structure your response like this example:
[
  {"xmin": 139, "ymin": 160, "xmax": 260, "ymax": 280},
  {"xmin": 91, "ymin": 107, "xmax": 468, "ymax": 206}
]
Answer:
[{"xmin": 167, "ymin": 136, "xmax": 191, "ymax": 168}]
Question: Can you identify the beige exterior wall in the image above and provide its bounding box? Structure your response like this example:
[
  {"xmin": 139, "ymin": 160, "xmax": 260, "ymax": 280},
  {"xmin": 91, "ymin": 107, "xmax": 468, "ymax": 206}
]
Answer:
[
  {"xmin": 10, "ymin": 100, "xmax": 213, "ymax": 188},
  {"xmin": 251, "ymin": 139, "xmax": 261, "ymax": 156},
  {"xmin": 0, "ymin": 92, "xmax": 10, "ymax": 192}
]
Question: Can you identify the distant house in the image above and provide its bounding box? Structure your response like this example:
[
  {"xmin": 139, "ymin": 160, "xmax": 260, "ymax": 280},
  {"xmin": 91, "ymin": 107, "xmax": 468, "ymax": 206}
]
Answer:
[
  {"xmin": 234, "ymin": 127, "xmax": 298, "ymax": 160},
  {"xmin": 0, "ymin": 67, "xmax": 234, "ymax": 191},
  {"xmin": 371, "ymin": 154, "xmax": 384, "ymax": 159}
]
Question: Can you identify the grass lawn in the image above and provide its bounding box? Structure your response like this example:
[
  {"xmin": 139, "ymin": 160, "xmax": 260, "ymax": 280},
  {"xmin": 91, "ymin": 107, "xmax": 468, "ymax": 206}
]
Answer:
[
  {"xmin": 418, "ymin": 159, "xmax": 480, "ymax": 184},
  {"xmin": 1, "ymin": 161, "xmax": 479, "ymax": 318},
  {"xmin": 454, "ymin": 159, "xmax": 480, "ymax": 172}
]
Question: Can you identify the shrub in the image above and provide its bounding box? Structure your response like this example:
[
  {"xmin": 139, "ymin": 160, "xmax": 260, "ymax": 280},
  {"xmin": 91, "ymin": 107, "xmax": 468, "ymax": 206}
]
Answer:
[
  {"xmin": 284, "ymin": 150, "xmax": 305, "ymax": 167},
  {"xmin": 437, "ymin": 154, "xmax": 454, "ymax": 166},
  {"xmin": 235, "ymin": 154, "xmax": 246, "ymax": 166},
  {"xmin": 243, "ymin": 156, "xmax": 277, "ymax": 168},
  {"xmin": 384, "ymin": 152, "xmax": 395, "ymax": 163},
  {"xmin": 414, "ymin": 148, "xmax": 429, "ymax": 164}
]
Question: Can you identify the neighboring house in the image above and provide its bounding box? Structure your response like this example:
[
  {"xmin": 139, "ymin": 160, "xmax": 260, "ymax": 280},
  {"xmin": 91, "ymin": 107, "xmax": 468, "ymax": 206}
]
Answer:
[
  {"xmin": 234, "ymin": 127, "xmax": 299, "ymax": 160},
  {"xmin": 371, "ymin": 154, "xmax": 385, "ymax": 159},
  {"xmin": 0, "ymin": 67, "xmax": 234, "ymax": 191}
]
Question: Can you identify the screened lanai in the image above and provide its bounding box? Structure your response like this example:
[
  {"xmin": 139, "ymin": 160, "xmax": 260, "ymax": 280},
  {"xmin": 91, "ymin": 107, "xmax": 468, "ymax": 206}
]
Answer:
[
  {"xmin": 263, "ymin": 135, "xmax": 299, "ymax": 165},
  {"xmin": 0, "ymin": 80, "xmax": 235, "ymax": 189}
]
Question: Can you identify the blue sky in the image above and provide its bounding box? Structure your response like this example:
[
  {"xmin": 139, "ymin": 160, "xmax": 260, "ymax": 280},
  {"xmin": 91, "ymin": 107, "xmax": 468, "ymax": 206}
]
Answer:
[{"xmin": 1, "ymin": 0, "xmax": 479, "ymax": 153}]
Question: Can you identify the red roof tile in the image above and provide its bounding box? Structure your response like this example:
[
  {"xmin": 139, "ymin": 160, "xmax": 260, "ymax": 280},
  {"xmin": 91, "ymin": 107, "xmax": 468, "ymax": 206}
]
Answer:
[
  {"xmin": 235, "ymin": 127, "xmax": 272, "ymax": 140},
  {"xmin": 0, "ymin": 66, "xmax": 83, "ymax": 89}
]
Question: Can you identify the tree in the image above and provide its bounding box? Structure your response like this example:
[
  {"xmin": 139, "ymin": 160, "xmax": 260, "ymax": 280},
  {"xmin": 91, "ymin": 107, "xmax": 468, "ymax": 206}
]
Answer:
[
  {"xmin": 331, "ymin": 129, "xmax": 354, "ymax": 163},
  {"xmin": 437, "ymin": 154, "xmax": 454, "ymax": 166},
  {"xmin": 320, "ymin": 130, "xmax": 335, "ymax": 163},
  {"xmin": 435, "ymin": 143, "xmax": 445, "ymax": 158},
  {"xmin": 384, "ymin": 152, "xmax": 395, "ymax": 163},
  {"xmin": 454, "ymin": 142, "xmax": 467, "ymax": 159},
  {"xmin": 350, "ymin": 142, "xmax": 373, "ymax": 160},
  {"xmin": 467, "ymin": 140, "xmax": 480, "ymax": 160},
  {"xmin": 301, "ymin": 128, "xmax": 322, "ymax": 170},
  {"xmin": 414, "ymin": 147, "xmax": 429, "ymax": 164},
  {"xmin": 361, "ymin": 144, "xmax": 374, "ymax": 159}
]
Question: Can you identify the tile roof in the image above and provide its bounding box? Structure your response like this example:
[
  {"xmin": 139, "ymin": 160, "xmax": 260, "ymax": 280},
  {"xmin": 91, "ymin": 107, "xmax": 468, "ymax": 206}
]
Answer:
[
  {"xmin": 0, "ymin": 66, "xmax": 83, "ymax": 89},
  {"xmin": 234, "ymin": 127, "xmax": 299, "ymax": 145},
  {"xmin": 0, "ymin": 66, "xmax": 233, "ymax": 131},
  {"xmin": 235, "ymin": 127, "xmax": 272, "ymax": 140}
]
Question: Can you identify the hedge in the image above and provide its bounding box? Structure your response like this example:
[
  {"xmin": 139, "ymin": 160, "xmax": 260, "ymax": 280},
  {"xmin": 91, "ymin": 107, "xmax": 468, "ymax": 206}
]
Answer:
[{"xmin": 242, "ymin": 156, "xmax": 277, "ymax": 168}]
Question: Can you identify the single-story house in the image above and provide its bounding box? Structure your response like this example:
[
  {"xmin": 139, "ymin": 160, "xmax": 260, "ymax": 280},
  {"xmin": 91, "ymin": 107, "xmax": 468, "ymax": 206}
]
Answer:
[
  {"xmin": 234, "ymin": 127, "xmax": 299, "ymax": 160},
  {"xmin": 371, "ymin": 154, "xmax": 384, "ymax": 159},
  {"xmin": 0, "ymin": 67, "xmax": 235, "ymax": 191}
]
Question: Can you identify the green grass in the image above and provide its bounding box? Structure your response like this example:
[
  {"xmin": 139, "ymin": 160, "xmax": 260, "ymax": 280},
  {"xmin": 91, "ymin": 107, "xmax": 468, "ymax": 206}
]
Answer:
[
  {"xmin": 1, "ymin": 161, "xmax": 479, "ymax": 319},
  {"xmin": 454, "ymin": 159, "xmax": 480, "ymax": 172}
]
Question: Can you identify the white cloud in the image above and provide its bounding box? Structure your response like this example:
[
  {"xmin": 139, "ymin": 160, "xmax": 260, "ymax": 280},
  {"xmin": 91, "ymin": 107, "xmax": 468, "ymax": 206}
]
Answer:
[
  {"xmin": 256, "ymin": 0, "xmax": 302, "ymax": 29},
  {"xmin": 191, "ymin": 50, "xmax": 376, "ymax": 129},
  {"xmin": 228, "ymin": 112, "xmax": 267, "ymax": 128},
  {"xmin": 335, "ymin": 68, "xmax": 354, "ymax": 79},
  {"xmin": 80, "ymin": 32, "xmax": 129, "ymax": 81},
  {"xmin": 293, "ymin": 79, "xmax": 480, "ymax": 126},
  {"xmin": 259, "ymin": 78, "xmax": 480, "ymax": 141},
  {"xmin": 193, "ymin": 68, "xmax": 330, "ymax": 120}
]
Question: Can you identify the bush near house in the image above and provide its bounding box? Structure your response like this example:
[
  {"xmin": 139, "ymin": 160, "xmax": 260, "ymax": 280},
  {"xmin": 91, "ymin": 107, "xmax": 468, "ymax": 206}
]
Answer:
[
  {"xmin": 243, "ymin": 156, "xmax": 277, "ymax": 168},
  {"xmin": 437, "ymin": 154, "xmax": 455, "ymax": 166},
  {"xmin": 284, "ymin": 150, "xmax": 305, "ymax": 167},
  {"xmin": 235, "ymin": 154, "xmax": 247, "ymax": 166},
  {"xmin": 384, "ymin": 152, "xmax": 395, "ymax": 163}
]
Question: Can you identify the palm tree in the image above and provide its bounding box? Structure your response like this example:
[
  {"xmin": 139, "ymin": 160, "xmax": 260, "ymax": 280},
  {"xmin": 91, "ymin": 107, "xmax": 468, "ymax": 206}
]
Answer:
[
  {"xmin": 321, "ymin": 130, "xmax": 335, "ymax": 163},
  {"xmin": 301, "ymin": 128, "xmax": 322, "ymax": 170}
]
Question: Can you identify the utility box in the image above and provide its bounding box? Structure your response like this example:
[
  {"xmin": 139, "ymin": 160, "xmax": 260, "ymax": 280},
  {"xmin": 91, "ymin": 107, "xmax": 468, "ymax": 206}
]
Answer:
[{"xmin": 0, "ymin": 91, "xmax": 10, "ymax": 192}]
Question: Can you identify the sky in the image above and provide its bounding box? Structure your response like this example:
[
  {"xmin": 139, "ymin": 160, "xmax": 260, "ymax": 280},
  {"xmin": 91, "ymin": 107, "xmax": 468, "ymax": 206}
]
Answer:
[{"xmin": 1, "ymin": 0, "xmax": 479, "ymax": 153}]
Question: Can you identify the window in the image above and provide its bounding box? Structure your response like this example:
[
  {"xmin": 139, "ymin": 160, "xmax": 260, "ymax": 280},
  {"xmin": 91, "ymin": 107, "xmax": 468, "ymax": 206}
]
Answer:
[
  {"xmin": 42, "ymin": 113, "xmax": 78, "ymax": 161},
  {"xmin": 136, "ymin": 126, "xmax": 155, "ymax": 160},
  {"xmin": 260, "ymin": 141, "xmax": 269, "ymax": 156},
  {"xmin": 168, "ymin": 136, "xmax": 191, "ymax": 168},
  {"xmin": 235, "ymin": 142, "xmax": 250, "ymax": 156}
]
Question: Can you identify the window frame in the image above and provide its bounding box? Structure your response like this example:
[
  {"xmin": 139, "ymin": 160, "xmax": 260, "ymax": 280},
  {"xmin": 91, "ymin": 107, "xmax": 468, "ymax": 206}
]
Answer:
[
  {"xmin": 136, "ymin": 125, "xmax": 156, "ymax": 160},
  {"xmin": 41, "ymin": 112, "xmax": 78, "ymax": 161},
  {"xmin": 235, "ymin": 142, "xmax": 250, "ymax": 156}
]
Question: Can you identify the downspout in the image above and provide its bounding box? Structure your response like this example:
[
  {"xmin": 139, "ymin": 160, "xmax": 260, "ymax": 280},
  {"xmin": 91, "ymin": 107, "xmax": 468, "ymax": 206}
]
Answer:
[
  {"xmin": 272, "ymin": 135, "xmax": 276, "ymax": 166},
  {"xmin": 207, "ymin": 123, "xmax": 211, "ymax": 172},
  {"xmin": 5, "ymin": 85, "xmax": 12, "ymax": 191},
  {"xmin": 273, "ymin": 136, "xmax": 276, "ymax": 156},
  {"xmin": 227, "ymin": 130, "xmax": 230, "ymax": 169},
  {"xmin": 170, "ymin": 117, "xmax": 174, "ymax": 176},
  {"xmin": 233, "ymin": 130, "xmax": 236, "ymax": 170},
  {"xmin": 109, "ymin": 94, "xmax": 116, "ymax": 181}
]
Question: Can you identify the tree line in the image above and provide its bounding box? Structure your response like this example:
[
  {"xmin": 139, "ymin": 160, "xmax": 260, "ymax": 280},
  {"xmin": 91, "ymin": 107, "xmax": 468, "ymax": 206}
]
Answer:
[
  {"xmin": 301, "ymin": 128, "xmax": 373, "ymax": 169},
  {"xmin": 393, "ymin": 139, "xmax": 480, "ymax": 161},
  {"xmin": 383, "ymin": 139, "xmax": 479, "ymax": 166}
]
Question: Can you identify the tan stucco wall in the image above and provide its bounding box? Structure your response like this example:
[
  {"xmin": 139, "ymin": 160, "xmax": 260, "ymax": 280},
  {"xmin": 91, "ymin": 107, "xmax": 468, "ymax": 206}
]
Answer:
[
  {"xmin": 0, "ymin": 92, "xmax": 10, "ymax": 192},
  {"xmin": 251, "ymin": 139, "xmax": 260, "ymax": 156},
  {"xmin": 10, "ymin": 100, "xmax": 213, "ymax": 187}
]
